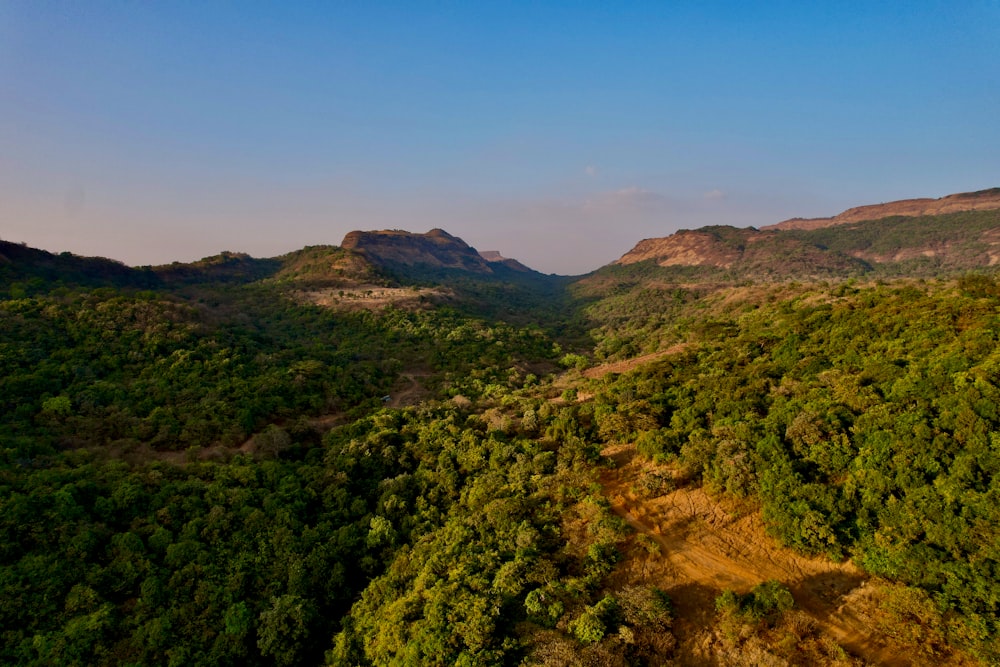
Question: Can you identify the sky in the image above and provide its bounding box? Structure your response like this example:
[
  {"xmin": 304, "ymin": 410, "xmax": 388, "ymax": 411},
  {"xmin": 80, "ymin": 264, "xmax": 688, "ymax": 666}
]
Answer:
[{"xmin": 2, "ymin": 2, "xmax": 998, "ymax": 275}]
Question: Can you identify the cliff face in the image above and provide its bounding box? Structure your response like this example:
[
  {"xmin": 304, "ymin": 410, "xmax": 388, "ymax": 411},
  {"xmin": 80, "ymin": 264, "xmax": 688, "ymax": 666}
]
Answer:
[
  {"xmin": 613, "ymin": 226, "xmax": 866, "ymax": 277},
  {"xmin": 612, "ymin": 188, "xmax": 1000, "ymax": 276},
  {"xmin": 340, "ymin": 228, "xmax": 495, "ymax": 274},
  {"xmin": 765, "ymin": 188, "xmax": 1000, "ymax": 231},
  {"xmin": 616, "ymin": 228, "xmax": 749, "ymax": 268}
]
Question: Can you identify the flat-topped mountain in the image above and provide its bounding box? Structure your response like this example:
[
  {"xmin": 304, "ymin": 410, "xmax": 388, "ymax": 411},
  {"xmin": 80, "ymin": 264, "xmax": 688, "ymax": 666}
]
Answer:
[
  {"xmin": 614, "ymin": 225, "xmax": 866, "ymax": 277},
  {"xmin": 610, "ymin": 188, "xmax": 1000, "ymax": 279},
  {"xmin": 766, "ymin": 187, "xmax": 1000, "ymax": 231},
  {"xmin": 341, "ymin": 228, "xmax": 495, "ymax": 274}
]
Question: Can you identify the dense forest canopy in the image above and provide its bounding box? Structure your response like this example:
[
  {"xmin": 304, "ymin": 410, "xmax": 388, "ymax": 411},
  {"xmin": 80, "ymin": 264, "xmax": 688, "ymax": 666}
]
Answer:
[{"xmin": 4, "ymin": 210, "xmax": 1000, "ymax": 664}]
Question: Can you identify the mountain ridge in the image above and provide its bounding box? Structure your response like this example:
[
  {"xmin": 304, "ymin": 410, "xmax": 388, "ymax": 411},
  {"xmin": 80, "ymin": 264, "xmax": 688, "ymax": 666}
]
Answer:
[
  {"xmin": 340, "ymin": 228, "xmax": 496, "ymax": 274},
  {"xmin": 764, "ymin": 187, "xmax": 1000, "ymax": 231},
  {"xmin": 3, "ymin": 186, "xmax": 998, "ymax": 290},
  {"xmin": 613, "ymin": 188, "xmax": 1000, "ymax": 277}
]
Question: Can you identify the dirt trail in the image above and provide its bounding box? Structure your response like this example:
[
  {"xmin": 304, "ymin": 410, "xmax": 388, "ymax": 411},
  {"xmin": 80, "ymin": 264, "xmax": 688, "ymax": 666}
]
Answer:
[
  {"xmin": 389, "ymin": 373, "xmax": 431, "ymax": 408},
  {"xmin": 599, "ymin": 443, "xmax": 904, "ymax": 666},
  {"xmin": 583, "ymin": 343, "xmax": 693, "ymax": 379}
]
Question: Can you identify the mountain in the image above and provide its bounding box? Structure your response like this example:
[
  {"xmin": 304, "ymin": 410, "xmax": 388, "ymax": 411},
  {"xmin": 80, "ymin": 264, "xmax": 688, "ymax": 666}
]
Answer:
[
  {"xmin": 612, "ymin": 225, "xmax": 868, "ymax": 278},
  {"xmin": 340, "ymin": 228, "xmax": 496, "ymax": 274},
  {"xmin": 765, "ymin": 187, "xmax": 1000, "ymax": 231},
  {"xmin": 0, "ymin": 240, "xmax": 159, "ymax": 294},
  {"xmin": 269, "ymin": 245, "xmax": 381, "ymax": 286},
  {"xmin": 152, "ymin": 251, "xmax": 281, "ymax": 285},
  {"xmin": 477, "ymin": 250, "xmax": 534, "ymax": 273},
  {"xmin": 609, "ymin": 189, "xmax": 1000, "ymax": 280}
]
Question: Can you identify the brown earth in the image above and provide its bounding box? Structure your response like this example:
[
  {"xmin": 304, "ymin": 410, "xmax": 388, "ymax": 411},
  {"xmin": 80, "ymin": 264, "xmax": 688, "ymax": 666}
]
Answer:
[
  {"xmin": 388, "ymin": 372, "xmax": 433, "ymax": 408},
  {"xmin": 617, "ymin": 230, "xmax": 745, "ymax": 267},
  {"xmin": 295, "ymin": 285, "xmax": 449, "ymax": 311},
  {"xmin": 583, "ymin": 344, "xmax": 694, "ymax": 379},
  {"xmin": 597, "ymin": 443, "xmax": 975, "ymax": 666}
]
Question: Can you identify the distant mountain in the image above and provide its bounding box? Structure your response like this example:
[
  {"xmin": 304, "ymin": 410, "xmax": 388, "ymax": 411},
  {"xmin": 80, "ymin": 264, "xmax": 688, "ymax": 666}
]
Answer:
[
  {"xmin": 0, "ymin": 240, "xmax": 159, "ymax": 295},
  {"xmin": 152, "ymin": 252, "xmax": 281, "ymax": 285},
  {"xmin": 341, "ymin": 228, "xmax": 496, "ymax": 274},
  {"xmin": 6, "ymin": 186, "xmax": 998, "ymax": 299},
  {"xmin": 765, "ymin": 187, "xmax": 1000, "ymax": 231},
  {"xmin": 270, "ymin": 245, "xmax": 381, "ymax": 286},
  {"xmin": 609, "ymin": 188, "xmax": 1000, "ymax": 281},
  {"xmin": 478, "ymin": 250, "xmax": 534, "ymax": 273},
  {"xmin": 614, "ymin": 225, "xmax": 868, "ymax": 278}
]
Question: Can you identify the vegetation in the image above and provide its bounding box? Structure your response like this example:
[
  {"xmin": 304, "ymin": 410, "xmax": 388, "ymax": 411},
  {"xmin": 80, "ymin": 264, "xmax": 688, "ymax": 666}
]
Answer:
[
  {"xmin": 5, "ymin": 209, "xmax": 1000, "ymax": 664},
  {"xmin": 584, "ymin": 276, "xmax": 1000, "ymax": 661}
]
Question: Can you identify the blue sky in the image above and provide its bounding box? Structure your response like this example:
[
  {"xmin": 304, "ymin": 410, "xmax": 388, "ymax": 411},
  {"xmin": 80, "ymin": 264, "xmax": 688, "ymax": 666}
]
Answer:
[{"xmin": 2, "ymin": 2, "xmax": 998, "ymax": 274}]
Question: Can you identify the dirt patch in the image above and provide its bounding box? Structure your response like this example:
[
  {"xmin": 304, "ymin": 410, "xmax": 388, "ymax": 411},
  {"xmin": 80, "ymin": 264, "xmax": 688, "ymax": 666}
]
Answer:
[
  {"xmin": 388, "ymin": 373, "xmax": 432, "ymax": 408},
  {"xmin": 583, "ymin": 343, "xmax": 693, "ymax": 380},
  {"xmin": 598, "ymin": 443, "xmax": 937, "ymax": 666},
  {"xmin": 294, "ymin": 285, "xmax": 449, "ymax": 311}
]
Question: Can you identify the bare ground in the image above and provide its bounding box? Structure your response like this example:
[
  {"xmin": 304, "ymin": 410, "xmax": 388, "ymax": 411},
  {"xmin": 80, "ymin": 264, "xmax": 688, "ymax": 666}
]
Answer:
[
  {"xmin": 582, "ymin": 343, "xmax": 693, "ymax": 379},
  {"xmin": 295, "ymin": 285, "xmax": 448, "ymax": 311},
  {"xmin": 598, "ymin": 443, "xmax": 938, "ymax": 666},
  {"xmin": 389, "ymin": 372, "xmax": 432, "ymax": 408}
]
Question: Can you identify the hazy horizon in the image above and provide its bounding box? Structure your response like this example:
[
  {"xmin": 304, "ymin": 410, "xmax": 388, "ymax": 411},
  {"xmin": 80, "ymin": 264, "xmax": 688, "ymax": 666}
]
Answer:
[{"xmin": 3, "ymin": 2, "xmax": 998, "ymax": 274}]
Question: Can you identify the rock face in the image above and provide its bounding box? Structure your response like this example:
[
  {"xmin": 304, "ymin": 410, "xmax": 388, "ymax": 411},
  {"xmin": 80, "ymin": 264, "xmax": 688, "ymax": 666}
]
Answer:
[
  {"xmin": 617, "ymin": 228, "xmax": 750, "ymax": 268},
  {"xmin": 341, "ymin": 229, "xmax": 495, "ymax": 274},
  {"xmin": 765, "ymin": 187, "xmax": 1000, "ymax": 231},
  {"xmin": 613, "ymin": 187, "xmax": 1000, "ymax": 275},
  {"xmin": 614, "ymin": 226, "xmax": 866, "ymax": 276}
]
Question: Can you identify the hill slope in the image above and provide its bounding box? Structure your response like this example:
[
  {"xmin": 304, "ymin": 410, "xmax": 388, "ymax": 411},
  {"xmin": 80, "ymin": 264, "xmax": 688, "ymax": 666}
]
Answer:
[
  {"xmin": 609, "ymin": 200, "xmax": 1000, "ymax": 281},
  {"xmin": 767, "ymin": 187, "xmax": 1000, "ymax": 231},
  {"xmin": 340, "ymin": 228, "xmax": 496, "ymax": 274}
]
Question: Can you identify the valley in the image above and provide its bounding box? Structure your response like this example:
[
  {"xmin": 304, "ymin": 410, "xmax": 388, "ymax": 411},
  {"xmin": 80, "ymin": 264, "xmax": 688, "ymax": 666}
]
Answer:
[{"xmin": 3, "ymin": 187, "xmax": 1000, "ymax": 665}]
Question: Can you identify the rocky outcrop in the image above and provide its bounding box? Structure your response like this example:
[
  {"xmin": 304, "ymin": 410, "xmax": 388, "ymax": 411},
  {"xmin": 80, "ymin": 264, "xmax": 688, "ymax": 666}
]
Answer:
[
  {"xmin": 340, "ymin": 228, "xmax": 495, "ymax": 274},
  {"xmin": 616, "ymin": 228, "xmax": 750, "ymax": 268}
]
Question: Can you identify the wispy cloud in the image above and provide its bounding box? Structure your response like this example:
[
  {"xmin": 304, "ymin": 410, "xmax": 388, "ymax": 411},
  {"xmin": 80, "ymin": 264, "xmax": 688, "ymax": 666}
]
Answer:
[
  {"xmin": 584, "ymin": 165, "xmax": 598, "ymax": 177},
  {"xmin": 703, "ymin": 188, "xmax": 725, "ymax": 200},
  {"xmin": 583, "ymin": 186, "xmax": 669, "ymax": 211}
]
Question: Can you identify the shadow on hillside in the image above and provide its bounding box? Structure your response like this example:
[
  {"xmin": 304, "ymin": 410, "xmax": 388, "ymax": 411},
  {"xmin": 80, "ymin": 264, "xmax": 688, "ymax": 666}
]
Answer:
[{"xmin": 790, "ymin": 570, "xmax": 866, "ymax": 617}]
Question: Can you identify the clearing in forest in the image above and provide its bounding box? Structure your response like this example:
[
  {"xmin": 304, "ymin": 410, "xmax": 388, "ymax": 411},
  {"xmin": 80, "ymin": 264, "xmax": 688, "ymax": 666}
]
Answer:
[{"xmin": 599, "ymin": 443, "xmax": 959, "ymax": 667}]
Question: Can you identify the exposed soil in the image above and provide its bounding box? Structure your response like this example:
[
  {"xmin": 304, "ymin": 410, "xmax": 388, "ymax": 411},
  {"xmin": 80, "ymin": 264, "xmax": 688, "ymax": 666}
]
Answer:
[
  {"xmin": 583, "ymin": 343, "xmax": 693, "ymax": 379},
  {"xmin": 599, "ymin": 443, "xmax": 923, "ymax": 666},
  {"xmin": 296, "ymin": 285, "xmax": 448, "ymax": 311},
  {"xmin": 388, "ymin": 372, "xmax": 432, "ymax": 408}
]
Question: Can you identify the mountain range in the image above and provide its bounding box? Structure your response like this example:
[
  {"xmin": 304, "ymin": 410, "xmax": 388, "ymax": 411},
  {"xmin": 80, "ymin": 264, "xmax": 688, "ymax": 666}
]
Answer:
[{"xmin": 4, "ymin": 187, "xmax": 1000, "ymax": 292}]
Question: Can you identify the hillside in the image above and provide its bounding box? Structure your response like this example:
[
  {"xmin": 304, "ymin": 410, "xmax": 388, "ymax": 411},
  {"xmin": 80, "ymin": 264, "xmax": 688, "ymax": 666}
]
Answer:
[
  {"xmin": 614, "ymin": 225, "xmax": 869, "ymax": 278},
  {"xmin": 340, "ymin": 228, "xmax": 496, "ymax": 274},
  {"xmin": 0, "ymin": 240, "xmax": 159, "ymax": 295},
  {"xmin": 767, "ymin": 187, "xmax": 1000, "ymax": 231},
  {"xmin": 607, "ymin": 200, "xmax": 1000, "ymax": 283}
]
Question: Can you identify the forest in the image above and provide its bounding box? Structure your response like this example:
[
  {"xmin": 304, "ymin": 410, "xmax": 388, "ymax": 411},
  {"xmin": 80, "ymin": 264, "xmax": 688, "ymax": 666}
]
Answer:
[{"xmin": 4, "ymin": 229, "xmax": 1000, "ymax": 665}]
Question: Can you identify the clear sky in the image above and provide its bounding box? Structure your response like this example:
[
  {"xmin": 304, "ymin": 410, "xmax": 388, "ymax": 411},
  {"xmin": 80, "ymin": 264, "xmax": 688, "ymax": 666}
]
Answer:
[{"xmin": 2, "ymin": 1, "xmax": 998, "ymax": 274}]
